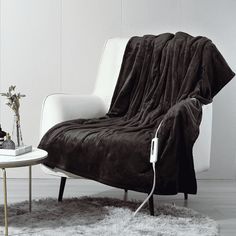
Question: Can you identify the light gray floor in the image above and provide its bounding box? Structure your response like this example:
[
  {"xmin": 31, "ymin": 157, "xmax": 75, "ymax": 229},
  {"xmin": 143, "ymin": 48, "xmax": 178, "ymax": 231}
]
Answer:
[{"xmin": 1, "ymin": 178, "xmax": 236, "ymax": 236}]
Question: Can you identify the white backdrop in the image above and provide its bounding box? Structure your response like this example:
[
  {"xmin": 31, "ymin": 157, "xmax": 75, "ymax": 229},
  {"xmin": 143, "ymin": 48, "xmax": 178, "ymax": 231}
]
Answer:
[{"xmin": 0, "ymin": 0, "xmax": 235, "ymax": 179}]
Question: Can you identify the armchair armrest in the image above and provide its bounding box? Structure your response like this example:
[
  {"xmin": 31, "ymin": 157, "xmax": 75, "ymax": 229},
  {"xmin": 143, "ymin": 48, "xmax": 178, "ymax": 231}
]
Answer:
[
  {"xmin": 159, "ymin": 98, "xmax": 212, "ymax": 173},
  {"xmin": 40, "ymin": 94, "xmax": 107, "ymax": 139}
]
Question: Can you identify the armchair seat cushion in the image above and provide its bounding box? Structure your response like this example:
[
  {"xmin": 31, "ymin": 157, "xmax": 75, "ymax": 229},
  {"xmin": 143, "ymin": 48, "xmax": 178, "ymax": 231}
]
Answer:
[{"xmin": 39, "ymin": 32, "xmax": 234, "ymax": 195}]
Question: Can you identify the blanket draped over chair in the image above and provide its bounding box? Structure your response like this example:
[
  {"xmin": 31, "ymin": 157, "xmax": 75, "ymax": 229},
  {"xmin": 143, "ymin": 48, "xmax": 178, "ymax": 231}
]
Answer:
[{"xmin": 39, "ymin": 32, "xmax": 234, "ymax": 195}]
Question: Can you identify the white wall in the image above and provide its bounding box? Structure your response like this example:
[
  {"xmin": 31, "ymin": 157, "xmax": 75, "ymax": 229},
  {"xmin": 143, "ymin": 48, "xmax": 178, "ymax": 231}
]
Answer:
[{"xmin": 0, "ymin": 0, "xmax": 235, "ymax": 179}]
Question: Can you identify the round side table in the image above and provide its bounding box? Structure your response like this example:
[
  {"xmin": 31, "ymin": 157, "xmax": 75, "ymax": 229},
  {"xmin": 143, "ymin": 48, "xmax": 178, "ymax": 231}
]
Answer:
[{"xmin": 0, "ymin": 148, "xmax": 48, "ymax": 236}]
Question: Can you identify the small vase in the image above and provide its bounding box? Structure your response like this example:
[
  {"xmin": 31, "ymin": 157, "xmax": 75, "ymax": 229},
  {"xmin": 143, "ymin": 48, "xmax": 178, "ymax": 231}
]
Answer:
[
  {"xmin": 2, "ymin": 133, "xmax": 15, "ymax": 149},
  {"xmin": 12, "ymin": 114, "xmax": 24, "ymax": 147}
]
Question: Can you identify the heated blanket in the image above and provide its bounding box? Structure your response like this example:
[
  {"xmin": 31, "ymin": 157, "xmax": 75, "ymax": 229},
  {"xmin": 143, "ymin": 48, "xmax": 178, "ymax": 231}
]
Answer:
[{"xmin": 39, "ymin": 32, "xmax": 234, "ymax": 194}]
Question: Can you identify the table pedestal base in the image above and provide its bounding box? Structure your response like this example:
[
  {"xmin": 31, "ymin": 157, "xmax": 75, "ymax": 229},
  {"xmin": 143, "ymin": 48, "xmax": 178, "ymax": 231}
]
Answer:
[
  {"xmin": 2, "ymin": 168, "xmax": 8, "ymax": 236},
  {"xmin": 2, "ymin": 166, "xmax": 32, "ymax": 236}
]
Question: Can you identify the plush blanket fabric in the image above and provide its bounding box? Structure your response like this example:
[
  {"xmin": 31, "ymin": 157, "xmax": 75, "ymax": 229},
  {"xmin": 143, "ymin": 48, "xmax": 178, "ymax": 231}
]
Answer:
[{"xmin": 39, "ymin": 32, "xmax": 234, "ymax": 195}]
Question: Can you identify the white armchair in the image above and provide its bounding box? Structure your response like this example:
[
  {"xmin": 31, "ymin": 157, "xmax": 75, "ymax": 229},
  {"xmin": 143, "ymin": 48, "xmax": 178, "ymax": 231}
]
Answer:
[{"xmin": 40, "ymin": 38, "xmax": 213, "ymax": 204}]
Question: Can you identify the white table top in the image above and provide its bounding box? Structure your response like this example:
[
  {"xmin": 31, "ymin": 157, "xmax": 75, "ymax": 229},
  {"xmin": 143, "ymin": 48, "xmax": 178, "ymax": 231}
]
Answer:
[{"xmin": 0, "ymin": 148, "xmax": 48, "ymax": 168}]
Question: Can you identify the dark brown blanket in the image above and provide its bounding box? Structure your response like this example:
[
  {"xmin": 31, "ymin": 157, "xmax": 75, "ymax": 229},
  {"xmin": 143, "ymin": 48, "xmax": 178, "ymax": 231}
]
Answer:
[{"xmin": 39, "ymin": 32, "xmax": 235, "ymax": 195}]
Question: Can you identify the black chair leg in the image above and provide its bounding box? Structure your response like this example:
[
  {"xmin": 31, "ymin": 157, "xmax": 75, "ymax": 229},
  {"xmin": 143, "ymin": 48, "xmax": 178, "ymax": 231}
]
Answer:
[
  {"xmin": 124, "ymin": 189, "xmax": 128, "ymax": 201},
  {"xmin": 149, "ymin": 195, "xmax": 154, "ymax": 216},
  {"xmin": 58, "ymin": 177, "xmax": 67, "ymax": 202},
  {"xmin": 184, "ymin": 193, "xmax": 188, "ymax": 200}
]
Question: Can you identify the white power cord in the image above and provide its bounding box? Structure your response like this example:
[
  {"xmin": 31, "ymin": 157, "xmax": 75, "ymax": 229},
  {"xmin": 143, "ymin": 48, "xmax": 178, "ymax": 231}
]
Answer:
[
  {"xmin": 133, "ymin": 120, "xmax": 163, "ymax": 217},
  {"xmin": 133, "ymin": 98, "xmax": 197, "ymax": 217},
  {"xmin": 133, "ymin": 162, "xmax": 156, "ymax": 216}
]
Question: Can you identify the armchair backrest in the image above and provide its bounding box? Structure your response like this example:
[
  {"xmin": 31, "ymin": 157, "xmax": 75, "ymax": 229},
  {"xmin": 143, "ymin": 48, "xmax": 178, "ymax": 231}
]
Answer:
[
  {"xmin": 93, "ymin": 38, "xmax": 129, "ymax": 110},
  {"xmin": 93, "ymin": 38, "xmax": 213, "ymax": 173}
]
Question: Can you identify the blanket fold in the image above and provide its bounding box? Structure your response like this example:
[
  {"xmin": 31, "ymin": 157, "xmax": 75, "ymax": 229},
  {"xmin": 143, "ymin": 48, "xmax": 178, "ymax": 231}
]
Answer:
[{"xmin": 39, "ymin": 32, "xmax": 235, "ymax": 194}]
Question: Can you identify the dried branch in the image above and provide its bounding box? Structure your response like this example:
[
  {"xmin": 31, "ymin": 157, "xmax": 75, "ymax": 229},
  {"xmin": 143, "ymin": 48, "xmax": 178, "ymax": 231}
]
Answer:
[{"xmin": 0, "ymin": 85, "xmax": 26, "ymax": 117}]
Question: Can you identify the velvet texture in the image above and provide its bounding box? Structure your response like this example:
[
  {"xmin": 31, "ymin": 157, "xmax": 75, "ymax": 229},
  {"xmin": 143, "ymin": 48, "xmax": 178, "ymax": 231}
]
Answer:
[{"xmin": 39, "ymin": 32, "xmax": 235, "ymax": 195}]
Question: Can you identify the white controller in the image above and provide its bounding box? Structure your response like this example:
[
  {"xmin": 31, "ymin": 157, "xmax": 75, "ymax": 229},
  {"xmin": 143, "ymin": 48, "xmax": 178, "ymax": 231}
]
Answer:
[{"xmin": 150, "ymin": 137, "xmax": 158, "ymax": 163}]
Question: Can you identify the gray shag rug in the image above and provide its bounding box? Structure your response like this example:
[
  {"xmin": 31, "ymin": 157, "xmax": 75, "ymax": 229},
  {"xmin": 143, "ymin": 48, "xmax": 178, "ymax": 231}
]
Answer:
[{"xmin": 0, "ymin": 197, "xmax": 218, "ymax": 236}]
